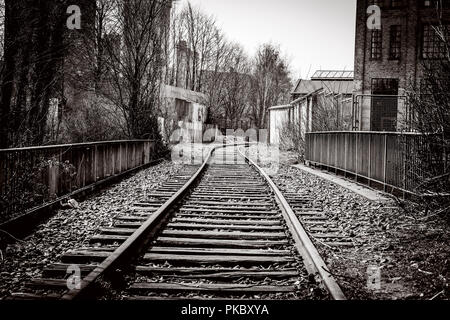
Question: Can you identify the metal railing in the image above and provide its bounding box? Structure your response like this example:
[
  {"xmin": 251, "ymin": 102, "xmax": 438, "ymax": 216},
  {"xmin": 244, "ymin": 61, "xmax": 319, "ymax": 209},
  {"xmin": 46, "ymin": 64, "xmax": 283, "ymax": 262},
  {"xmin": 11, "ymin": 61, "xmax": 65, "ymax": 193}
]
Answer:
[
  {"xmin": 305, "ymin": 132, "xmax": 436, "ymax": 195},
  {"xmin": 0, "ymin": 140, "xmax": 156, "ymax": 222}
]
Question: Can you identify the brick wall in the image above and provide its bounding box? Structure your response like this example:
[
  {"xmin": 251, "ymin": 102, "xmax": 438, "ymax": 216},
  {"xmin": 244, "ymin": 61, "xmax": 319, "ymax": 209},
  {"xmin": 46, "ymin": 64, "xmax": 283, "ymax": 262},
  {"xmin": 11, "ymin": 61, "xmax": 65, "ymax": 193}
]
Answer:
[{"xmin": 354, "ymin": 0, "xmax": 450, "ymax": 130}]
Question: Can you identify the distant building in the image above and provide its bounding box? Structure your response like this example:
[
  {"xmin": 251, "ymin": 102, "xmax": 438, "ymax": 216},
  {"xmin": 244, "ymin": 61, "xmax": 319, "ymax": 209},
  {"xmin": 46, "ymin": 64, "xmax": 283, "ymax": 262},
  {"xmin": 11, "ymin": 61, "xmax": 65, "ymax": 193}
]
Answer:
[
  {"xmin": 268, "ymin": 105, "xmax": 293, "ymax": 145},
  {"xmin": 291, "ymin": 70, "xmax": 354, "ymax": 101},
  {"xmin": 160, "ymin": 41, "xmax": 214, "ymax": 143},
  {"xmin": 160, "ymin": 84, "xmax": 211, "ymax": 143},
  {"xmin": 354, "ymin": 0, "xmax": 450, "ymax": 131},
  {"xmin": 269, "ymin": 70, "xmax": 354, "ymax": 144}
]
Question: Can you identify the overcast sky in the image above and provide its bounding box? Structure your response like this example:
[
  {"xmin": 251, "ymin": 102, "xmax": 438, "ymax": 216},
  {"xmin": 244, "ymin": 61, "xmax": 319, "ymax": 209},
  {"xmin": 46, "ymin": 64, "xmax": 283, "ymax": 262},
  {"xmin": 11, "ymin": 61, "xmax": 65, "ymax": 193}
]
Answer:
[{"xmin": 176, "ymin": 0, "xmax": 357, "ymax": 80}]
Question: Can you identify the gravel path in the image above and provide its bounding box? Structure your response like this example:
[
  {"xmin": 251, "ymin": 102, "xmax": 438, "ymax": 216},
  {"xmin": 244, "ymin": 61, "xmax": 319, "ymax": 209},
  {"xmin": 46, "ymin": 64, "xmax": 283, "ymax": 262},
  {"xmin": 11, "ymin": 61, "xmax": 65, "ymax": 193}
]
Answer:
[{"xmin": 0, "ymin": 160, "xmax": 183, "ymax": 299}]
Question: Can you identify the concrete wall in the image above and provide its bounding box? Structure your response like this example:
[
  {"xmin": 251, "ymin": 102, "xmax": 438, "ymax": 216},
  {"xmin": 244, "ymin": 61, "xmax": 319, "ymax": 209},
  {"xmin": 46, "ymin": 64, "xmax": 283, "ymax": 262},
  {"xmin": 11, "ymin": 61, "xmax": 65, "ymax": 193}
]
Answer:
[
  {"xmin": 161, "ymin": 84, "xmax": 208, "ymax": 105},
  {"xmin": 160, "ymin": 85, "xmax": 211, "ymax": 142}
]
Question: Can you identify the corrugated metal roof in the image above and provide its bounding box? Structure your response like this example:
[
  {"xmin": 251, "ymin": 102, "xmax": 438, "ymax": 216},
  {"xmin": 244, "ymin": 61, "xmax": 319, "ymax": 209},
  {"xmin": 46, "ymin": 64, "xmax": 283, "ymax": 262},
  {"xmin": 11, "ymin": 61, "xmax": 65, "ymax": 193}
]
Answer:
[{"xmin": 292, "ymin": 79, "xmax": 354, "ymax": 95}]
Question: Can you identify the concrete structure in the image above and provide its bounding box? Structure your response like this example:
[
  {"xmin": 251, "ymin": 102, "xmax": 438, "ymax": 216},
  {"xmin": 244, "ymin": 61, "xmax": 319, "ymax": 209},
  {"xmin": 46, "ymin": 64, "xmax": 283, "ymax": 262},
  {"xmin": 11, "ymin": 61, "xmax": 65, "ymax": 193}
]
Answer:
[
  {"xmin": 160, "ymin": 85, "xmax": 216, "ymax": 143},
  {"xmin": 268, "ymin": 105, "xmax": 293, "ymax": 144},
  {"xmin": 354, "ymin": 0, "xmax": 450, "ymax": 131},
  {"xmin": 160, "ymin": 30, "xmax": 217, "ymax": 143}
]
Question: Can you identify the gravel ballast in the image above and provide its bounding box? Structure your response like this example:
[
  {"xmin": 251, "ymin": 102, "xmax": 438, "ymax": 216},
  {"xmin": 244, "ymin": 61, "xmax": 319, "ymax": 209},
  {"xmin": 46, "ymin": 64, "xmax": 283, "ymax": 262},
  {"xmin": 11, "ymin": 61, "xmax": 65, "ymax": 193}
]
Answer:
[
  {"xmin": 271, "ymin": 164, "xmax": 449, "ymax": 300},
  {"xmin": 245, "ymin": 145, "xmax": 448, "ymax": 300},
  {"xmin": 0, "ymin": 160, "xmax": 183, "ymax": 299}
]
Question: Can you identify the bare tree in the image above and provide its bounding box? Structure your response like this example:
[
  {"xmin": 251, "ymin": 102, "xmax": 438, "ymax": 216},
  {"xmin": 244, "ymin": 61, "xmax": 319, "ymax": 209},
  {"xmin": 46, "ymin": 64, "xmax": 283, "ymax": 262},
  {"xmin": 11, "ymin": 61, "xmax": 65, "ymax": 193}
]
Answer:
[
  {"xmin": 59, "ymin": 0, "xmax": 126, "ymax": 143},
  {"xmin": 0, "ymin": 0, "xmax": 5, "ymax": 59},
  {"xmin": 406, "ymin": 19, "xmax": 450, "ymax": 214},
  {"xmin": 99, "ymin": 0, "xmax": 171, "ymax": 140},
  {"xmin": 250, "ymin": 44, "xmax": 292, "ymax": 129},
  {"xmin": 221, "ymin": 45, "xmax": 252, "ymax": 129},
  {"xmin": 0, "ymin": 0, "xmax": 67, "ymax": 148},
  {"xmin": 166, "ymin": 2, "xmax": 254, "ymax": 131},
  {"xmin": 169, "ymin": 2, "xmax": 217, "ymax": 92}
]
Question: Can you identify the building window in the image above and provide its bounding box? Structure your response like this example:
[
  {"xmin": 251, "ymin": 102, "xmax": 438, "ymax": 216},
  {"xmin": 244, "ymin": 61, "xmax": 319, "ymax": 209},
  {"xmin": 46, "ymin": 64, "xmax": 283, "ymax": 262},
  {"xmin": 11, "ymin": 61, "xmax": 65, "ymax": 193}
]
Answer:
[
  {"xmin": 389, "ymin": 25, "xmax": 402, "ymax": 60},
  {"xmin": 371, "ymin": 29, "xmax": 383, "ymax": 60},
  {"xmin": 422, "ymin": 24, "xmax": 450, "ymax": 59},
  {"xmin": 422, "ymin": 0, "xmax": 450, "ymax": 8},
  {"xmin": 371, "ymin": 78, "xmax": 399, "ymax": 95},
  {"xmin": 371, "ymin": 78, "xmax": 399, "ymax": 131},
  {"xmin": 390, "ymin": 0, "xmax": 403, "ymax": 7},
  {"xmin": 370, "ymin": 0, "xmax": 384, "ymax": 7},
  {"xmin": 175, "ymin": 99, "xmax": 191, "ymax": 121}
]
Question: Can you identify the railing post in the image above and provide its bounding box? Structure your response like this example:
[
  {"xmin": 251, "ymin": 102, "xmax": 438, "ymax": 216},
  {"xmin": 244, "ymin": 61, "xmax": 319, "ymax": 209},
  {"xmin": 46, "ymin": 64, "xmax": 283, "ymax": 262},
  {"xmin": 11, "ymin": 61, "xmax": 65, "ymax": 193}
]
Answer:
[
  {"xmin": 344, "ymin": 133, "xmax": 348, "ymax": 177},
  {"xmin": 383, "ymin": 134, "xmax": 388, "ymax": 192},
  {"xmin": 94, "ymin": 145, "xmax": 98, "ymax": 182},
  {"xmin": 111, "ymin": 145, "xmax": 115, "ymax": 176},
  {"xmin": 119, "ymin": 143, "xmax": 123, "ymax": 174},
  {"xmin": 335, "ymin": 134, "xmax": 338, "ymax": 174},
  {"xmin": 82, "ymin": 147, "xmax": 87, "ymax": 187},
  {"xmin": 191, "ymin": 140, "xmax": 195, "ymax": 165},
  {"xmin": 319, "ymin": 134, "xmax": 323, "ymax": 166},
  {"xmin": 223, "ymin": 137, "xmax": 226, "ymax": 164},
  {"xmin": 133, "ymin": 143, "xmax": 137, "ymax": 168},
  {"xmin": 402, "ymin": 135, "xmax": 406, "ymax": 199},
  {"xmin": 368, "ymin": 134, "xmax": 371, "ymax": 187},
  {"xmin": 306, "ymin": 133, "xmax": 309, "ymax": 163},
  {"xmin": 315, "ymin": 134, "xmax": 318, "ymax": 165},
  {"xmin": 125, "ymin": 143, "xmax": 129, "ymax": 170},
  {"xmin": 327, "ymin": 133, "xmax": 330, "ymax": 170},
  {"xmin": 48, "ymin": 157, "xmax": 59, "ymax": 200},
  {"xmin": 355, "ymin": 133, "xmax": 358, "ymax": 182},
  {"xmin": 234, "ymin": 136, "xmax": 237, "ymax": 164},
  {"xmin": 102, "ymin": 145, "xmax": 106, "ymax": 179},
  {"xmin": 145, "ymin": 141, "xmax": 150, "ymax": 164}
]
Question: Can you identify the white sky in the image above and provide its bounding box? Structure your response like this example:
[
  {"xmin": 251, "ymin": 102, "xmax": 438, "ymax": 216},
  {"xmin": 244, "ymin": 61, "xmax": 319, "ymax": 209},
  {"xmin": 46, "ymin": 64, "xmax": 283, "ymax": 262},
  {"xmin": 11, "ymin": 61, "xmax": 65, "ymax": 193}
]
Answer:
[{"xmin": 176, "ymin": 0, "xmax": 357, "ymax": 80}]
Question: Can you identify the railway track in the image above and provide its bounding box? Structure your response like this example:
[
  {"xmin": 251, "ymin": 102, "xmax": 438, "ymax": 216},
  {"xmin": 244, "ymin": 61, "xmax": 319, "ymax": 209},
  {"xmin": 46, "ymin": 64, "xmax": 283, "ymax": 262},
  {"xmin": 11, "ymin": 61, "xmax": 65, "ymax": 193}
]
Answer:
[{"xmin": 9, "ymin": 144, "xmax": 345, "ymax": 300}]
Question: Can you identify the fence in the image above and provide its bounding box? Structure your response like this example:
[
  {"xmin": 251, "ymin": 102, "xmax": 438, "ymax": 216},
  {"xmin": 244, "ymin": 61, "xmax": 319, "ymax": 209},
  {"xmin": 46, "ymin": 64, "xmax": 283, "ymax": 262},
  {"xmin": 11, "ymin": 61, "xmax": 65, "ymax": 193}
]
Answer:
[
  {"xmin": 0, "ymin": 140, "xmax": 156, "ymax": 222},
  {"xmin": 305, "ymin": 132, "xmax": 438, "ymax": 195}
]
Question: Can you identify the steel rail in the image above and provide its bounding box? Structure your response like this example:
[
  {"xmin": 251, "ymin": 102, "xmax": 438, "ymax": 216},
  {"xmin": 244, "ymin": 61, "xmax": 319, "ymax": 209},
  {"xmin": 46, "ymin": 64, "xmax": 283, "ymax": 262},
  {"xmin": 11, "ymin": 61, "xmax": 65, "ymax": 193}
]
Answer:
[
  {"xmin": 60, "ymin": 143, "xmax": 238, "ymax": 300},
  {"xmin": 238, "ymin": 147, "xmax": 347, "ymax": 300},
  {"xmin": 56, "ymin": 142, "xmax": 344, "ymax": 300}
]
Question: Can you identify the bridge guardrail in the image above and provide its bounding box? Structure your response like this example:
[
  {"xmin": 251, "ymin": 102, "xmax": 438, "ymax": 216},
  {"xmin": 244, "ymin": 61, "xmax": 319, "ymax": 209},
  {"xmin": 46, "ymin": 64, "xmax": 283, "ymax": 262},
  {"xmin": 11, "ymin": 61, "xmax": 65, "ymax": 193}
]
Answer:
[
  {"xmin": 0, "ymin": 140, "xmax": 156, "ymax": 222},
  {"xmin": 305, "ymin": 131, "xmax": 447, "ymax": 196}
]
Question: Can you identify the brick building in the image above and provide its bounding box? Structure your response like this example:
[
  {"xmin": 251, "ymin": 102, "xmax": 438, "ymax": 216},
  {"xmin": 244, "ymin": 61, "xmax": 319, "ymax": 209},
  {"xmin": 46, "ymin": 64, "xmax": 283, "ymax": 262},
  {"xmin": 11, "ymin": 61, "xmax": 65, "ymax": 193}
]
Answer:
[{"xmin": 354, "ymin": 0, "xmax": 450, "ymax": 131}]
